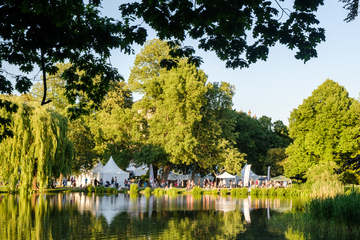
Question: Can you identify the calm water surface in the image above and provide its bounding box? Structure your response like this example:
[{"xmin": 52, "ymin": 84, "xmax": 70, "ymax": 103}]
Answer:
[{"xmin": 0, "ymin": 193, "xmax": 305, "ymax": 239}]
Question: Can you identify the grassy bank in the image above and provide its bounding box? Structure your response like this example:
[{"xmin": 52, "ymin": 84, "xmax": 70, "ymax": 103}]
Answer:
[{"xmin": 269, "ymin": 188, "xmax": 360, "ymax": 239}]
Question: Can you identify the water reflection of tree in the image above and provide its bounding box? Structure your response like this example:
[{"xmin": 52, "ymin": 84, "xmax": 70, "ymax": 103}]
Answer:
[{"xmin": 0, "ymin": 194, "xmax": 248, "ymax": 239}]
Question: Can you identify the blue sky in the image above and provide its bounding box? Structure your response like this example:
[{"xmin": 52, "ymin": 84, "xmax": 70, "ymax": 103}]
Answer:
[
  {"xmin": 5, "ymin": 1, "xmax": 359, "ymax": 126},
  {"xmin": 102, "ymin": 1, "xmax": 360, "ymax": 126}
]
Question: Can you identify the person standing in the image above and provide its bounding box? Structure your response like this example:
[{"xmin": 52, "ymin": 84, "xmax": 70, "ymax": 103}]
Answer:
[{"xmin": 85, "ymin": 178, "xmax": 88, "ymax": 186}]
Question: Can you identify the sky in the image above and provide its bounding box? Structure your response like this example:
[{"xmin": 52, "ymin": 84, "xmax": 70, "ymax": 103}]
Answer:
[{"xmin": 4, "ymin": 1, "xmax": 360, "ymax": 126}]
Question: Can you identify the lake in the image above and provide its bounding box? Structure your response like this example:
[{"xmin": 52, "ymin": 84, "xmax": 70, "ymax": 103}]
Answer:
[{"xmin": 0, "ymin": 193, "xmax": 305, "ymax": 239}]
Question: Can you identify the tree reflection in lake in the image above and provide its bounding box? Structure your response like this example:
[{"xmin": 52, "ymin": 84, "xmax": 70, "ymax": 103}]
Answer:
[{"xmin": 0, "ymin": 193, "xmax": 303, "ymax": 239}]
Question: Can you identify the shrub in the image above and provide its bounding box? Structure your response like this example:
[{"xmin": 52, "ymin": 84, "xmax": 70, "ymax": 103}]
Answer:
[
  {"xmin": 167, "ymin": 188, "xmax": 178, "ymax": 195},
  {"xmin": 220, "ymin": 189, "xmax": 228, "ymax": 195},
  {"xmin": 230, "ymin": 188, "xmax": 237, "ymax": 196},
  {"xmin": 259, "ymin": 188, "xmax": 269, "ymax": 196},
  {"xmin": 250, "ymin": 188, "xmax": 259, "ymax": 196},
  {"xmin": 212, "ymin": 188, "xmax": 219, "ymax": 195},
  {"xmin": 106, "ymin": 187, "xmax": 117, "ymax": 193},
  {"xmin": 95, "ymin": 186, "xmax": 105, "ymax": 193},
  {"xmin": 86, "ymin": 184, "xmax": 93, "ymax": 192},
  {"xmin": 277, "ymin": 188, "xmax": 285, "ymax": 196},
  {"xmin": 268, "ymin": 187, "xmax": 276, "ymax": 196},
  {"xmin": 192, "ymin": 186, "xmax": 202, "ymax": 195},
  {"xmin": 154, "ymin": 187, "xmax": 165, "ymax": 195},
  {"xmin": 130, "ymin": 183, "xmax": 138, "ymax": 193},
  {"xmin": 238, "ymin": 187, "xmax": 249, "ymax": 196},
  {"xmin": 144, "ymin": 187, "xmax": 151, "ymax": 195}
]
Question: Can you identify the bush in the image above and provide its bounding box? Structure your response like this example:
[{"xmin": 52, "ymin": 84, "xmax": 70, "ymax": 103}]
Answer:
[
  {"xmin": 250, "ymin": 188, "xmax": 259, "ymax": 196},
  {"xmin": 130, "ymin": 183, "xmax": 138, "ymax": 193},
  {"xmin": 212, "ymin": 188, "xmax": 219, "ymax": 195},
  {"xmin": 95, "ymin": 186, "xmax": 105, "ymax": 193},
  {"xmin": 220, "ymin": 189, "xmax": 229, "ymax": 195},
  {"xmin": 167, "ymin": 188, "xmax": 178, "ymax": 195},
  {"xmin": 106, "ymin": 187, "xmax": 117, "ymax": 193},
  {"xmin": 259, "ymin": 188, "xmax": 269, "ymax": 196},
  {"xmin": 230, "ymin": 188, "xmax": 237, "ymax": 196},
  {"xmin": 277, "ymin": 188, "xmax": 285, "ymax": 196},
  {"xmin": 86, "ymin": 184, "xmax": 93, "ymax": 192},
  {"xmin": 154, "ymin": 187, "xmax": 165, "ymax": 195},
  {"xmin": 192, "ymin": 186, "xmax": 202, "ymax": 195},
  {"xmin": 237, "ymin": 187, "xmax": 249, "ymax": 196},
  {"xmin": 268, "ymin": 187, "xmax": 276, "ymax": 196},
  {"xmin": 144, "ymin": 187, "xmax": 151, "ymax": 195}
]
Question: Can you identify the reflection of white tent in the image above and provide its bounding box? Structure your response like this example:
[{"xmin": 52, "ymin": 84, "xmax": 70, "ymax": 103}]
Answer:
[{"xmin": 99, "ymin": 156, "xmax": 129, "ymax": 186}]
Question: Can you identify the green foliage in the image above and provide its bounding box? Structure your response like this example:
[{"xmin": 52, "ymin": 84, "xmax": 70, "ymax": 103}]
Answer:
[
  {"xmin": 285, "ymin": 79, "xmax": 360, "ymax": 179},
  {"xmin": 306, "ymin": 193, "xmax": 360, "ymax": 226},
  {"xmin": 230, "ymin": 188, "xmax": 237, "ymax": 196},
  {"xmin": 167, "ymin": 188, "xmax": 178, "ymax": 195},
  {"xmin": 154, "ymin": 187, "xmax": 165, "ymax": 195},
  {"xmin": 268, "ymin": 188, "xmax": 276, "ymax": 196},
  {"xmin": 0, "ymin": 97, "xmax": 75, "ymax": 192},
  {"xmin": 130, "ymin": 40, "xmax": 245, "ymax": 175},
  {"xmin": 233, "ymin": 111, "xmax": 292, "ymax": 174},
  {"xmin": 220, "ymin": 189, "xmax": 229, "ymax": 195},
  {"xmin": 121, "ymin": 0, "xmax": 325, "ymax": 69},
  {"xmin": 0, "ymin": 0, "xmax": 146, "ymax": 126},
  {"xmin": 86, "ymin": 185, "xmax": 94, "ymax": 192},
  {"xmin": 212, "ymin": 188, "xmax": 219, "ymax": 195},
  {"xmin": 276, "ymin": 188, "xmax": 285, "ymax": 196},
  {"xmin": 236, "ymin": 187, "xmax": 249, "ymax": 196},
  {"xmin": 262, "ymin": 148, "xmax": 287, "ymax": 176},
  {"xmin": 130, "ymin": 183, "xmax": 138, "ymax": 193},
  {"xmin": 95, "ymin": 186, "xmax": 105, "ymax": 193},
  {"xmin": 191, "ymin": 186, "xmax": 202, "ymax": 195},
  {"xmin": 144, "ymin": 187, "xmax": 151, "ymax": 195},
  {"xmin": 250, "ymin": 188, "xmax": 259, "ymax": 196},
  {"xmin": 106, "ymin": 187, "xmax": 117, "ymax": 194}
]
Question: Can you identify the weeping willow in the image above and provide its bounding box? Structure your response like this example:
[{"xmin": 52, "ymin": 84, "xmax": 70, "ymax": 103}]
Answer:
[{"xmin": 0, "ymin": 98, "xmax": 75, "ymax": 192}]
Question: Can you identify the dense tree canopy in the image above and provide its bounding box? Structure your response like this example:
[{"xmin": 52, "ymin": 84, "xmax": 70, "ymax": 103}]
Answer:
[
  {"xmin": 0, "ymin": 96, "xmax": 75, "ymax": 192},
  {"xmin": 233, "ymin": 111, "xmax": 291, "ymax": 174},
  {"xmin": 130, "ymin": 40, "xmax": 246, "ymax": 178},
  {"xmin": 285, "ymin": 79, "xmax": 360, "ymax": 179}
]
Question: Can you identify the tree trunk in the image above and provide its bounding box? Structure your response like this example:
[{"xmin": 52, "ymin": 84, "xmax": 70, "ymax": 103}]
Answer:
[
  {"xmin": 32, "ymin": 174, "xmax": 38, "ymax": 191},
  {"xmin": 162, "ymin": 162, "xmax": 173, "ymax": 182},
  {"xmin": 191, "ymin": 162, "xmax": 198, "ymax": 180},
  {"xmin": 153, "ymin": 165, "xmax": 158, "ymax": 180}
]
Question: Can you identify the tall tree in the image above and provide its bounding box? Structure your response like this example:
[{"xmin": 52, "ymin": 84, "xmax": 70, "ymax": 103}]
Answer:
[
  {"xmin": 233, "ymin": 112, "xmax": 291, "ymax": 174},
  {"xmin": 0, "ymin": 96, "xmax": 75, "ymax": 192},
  {"xmin": 131, "ymin": 40, "xmax": 246, "ymax": 179},
  {"xmin": 285, "ymin": 79, "xmax": 360, "ymax": 179}
]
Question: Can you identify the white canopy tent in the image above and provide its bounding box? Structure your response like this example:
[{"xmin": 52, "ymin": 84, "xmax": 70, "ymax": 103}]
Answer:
[
  {"xmin": 238, "ymin": 165, "xmax": 262, "ymax": 181},
  {"xmin": 126, "ymin": 163, "xmax": 148, "ymax": 177},
  {"xmin": 99, "ymin": 156, "xmax": 129, "ymax": 186},
  {"xmin": 216, "ymin": 171, "xmax": 236, "ymax": 179}
]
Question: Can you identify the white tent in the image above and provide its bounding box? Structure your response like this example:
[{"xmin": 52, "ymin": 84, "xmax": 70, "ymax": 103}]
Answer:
[
  {"xmin": 216, "ymin": 171, "xmax": 236, "ymax": 179},
  {"xmin": 126, "ymin": 163, "xmax": 148, "ymax": 177},
  {"xmin": 92, "ymin": 160, "xmax": 104, "ymax": 181},
  {"xmin": 99, "ymin": 156, "xmax": 129, "ymax": 186},
  {"xmin": 134, "ymin": 165, "xmax": 148, "ymax": 176},
  {"xmin": 238, "ymin": 165, "xmax": 262, "ymax": 181}
]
